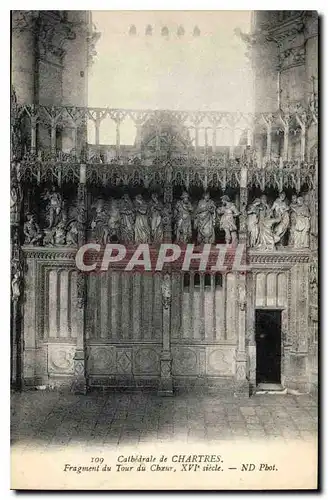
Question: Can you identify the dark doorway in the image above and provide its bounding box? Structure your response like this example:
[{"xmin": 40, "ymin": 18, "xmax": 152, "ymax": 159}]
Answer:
[{"xmin": 255, "ymin": 310, "xmax": 282, "ymax": 385}]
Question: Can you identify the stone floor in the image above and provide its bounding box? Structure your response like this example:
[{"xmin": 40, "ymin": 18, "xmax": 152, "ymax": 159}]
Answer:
[{"xmin": 11, "ymin": 389, "xmax": 318, "ymax": 450}]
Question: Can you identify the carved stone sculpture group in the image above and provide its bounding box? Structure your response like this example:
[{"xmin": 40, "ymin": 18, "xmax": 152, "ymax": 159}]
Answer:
[
  {"xmin": 22, "ymin": 188, "xmax": 311, "ymax": 249},
  {"xmin": 174, "ymin": 191, "xmax": 239, "ymax": 245},
  {"xmin": 247, "ymin": 192, "xmax": 310, "ymax": 250},
  {"xmin": 24, "ymin": 189, "xmax": 79, "ymax": 247}
]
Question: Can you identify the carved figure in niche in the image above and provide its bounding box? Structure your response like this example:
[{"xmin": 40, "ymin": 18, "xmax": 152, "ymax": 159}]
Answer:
[
  {"xmin": 11, "ymin": 262, "xmax": 22, "ymax": 301},
  {"xmin": 53, "ymin": 215, "xmax": 67, "ymax": 246},
  {"xmin": 134, "ymin": 194, "xmax": 151, "ymax": 243},
  {"xmin": 217, "ymin": 195, "xmax": 239, "ymax": 244},
  {"xmin": 194, "ymin": 192, "xmax": 216, "ymax": 244},
  {"xmin": 66, "ymin": 219, "xmax": 79, "ymax": 246},
  {"xmin": 271, "ymin": 191, "xmax": 290, "ymax": 245},
  {"xmin": 149, "ymin": 193, "xmax": 163, "ymax": 243},
  {"xmin": 108, "ymin": 198, "xmax": 121, "ymax": 242},
  {"xmin": 11, "ymin": 88, "xmax": 22, "ymax": 160},
  {"xmin": 255, "ymin": 196, "xmax": 278, "ymax": 251},
  {"xmin": 309, "ymin": 257, "xmax": 318, "ymax": 295},
  {"xmin": 23, "ymin": 214, "xmax": 43, "ymax": 245},
  {"xmin": 42, "ymin": 186, "xmax": 63, "ymax": 229},
  {"xmin": 291, "ymin": 196, "xmax": 311, "ymax": 249},
  {"xmin": 91, "ymin": 199, "xmax": 108, "ymax": 245},
  {"xmin": 259, "ymin": 194, "xmax": 270, "ymax": 215},
  {"xmin": 174, "ymin": 191, "xmax": 193, "ymax": 243},
  {"xmin": 247, "ymin": 198, "xmax": 261, "ymax": 247},
  {"xmin": 289, "ymin": 194, "xmax": 298, "ymax": 247},
  {"xmin": 119, "ymin": 194, "xmax": 135, "ymax": 243},
  {"xmin": 11, "ymin": 177, "xmax": 22, "ymax": 224}
]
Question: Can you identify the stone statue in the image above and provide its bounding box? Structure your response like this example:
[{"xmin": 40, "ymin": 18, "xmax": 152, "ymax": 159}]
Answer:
[
  {"xmin": 66, "ymin": 219, "xmax": 79, "ymax": 246},
  {"xmin": 91, "ymin": 199, "xmax": 109, "ymax": 245},
  {"xmin": 253, "ymin": 195, "xmax": 282, "ymax": 251},
  {"xmin": 217, "ymin": 195, "xmax": 239, "ymax": 245},
  {"xmin": 255, "ymin": 203, "xmax": 277, "ymax": 251},
  {"xmin": 119, "ymin": 194, "xmax": 135, "ymax": 243},
  {"xmin": 107, "ymin": 198, "xmax": 121, "ymax": 242},
  {"xmin": 134, "ymin": 194, "xmax": 151, "ymax": 243},
  {"xmin": 23, "ymin": 214, "xmax": 43, "ymax": 245},
  {"xmin": 174, "ymin": 191, "xmax": 193, "ymax": 244},
  {"xmin": 11, "ymin": 263, "xmax": 21, "ymax": 301},
  {"xmin": 291, "ymin": 196, "xmax": 311, "ymax": 249},
  {"xmin": 149, "ymin": 193, "xmax": 163, "ymax": 243},
  {"xmin": 11, "ymin": 177, "xmax": 21, "ymax": 224},
  {"xmin": 271, "ymin": 191, "xmax": 290, "ymax": 245},
  {"xmin": 247, "ymin": 198, "xmax": 261, "ymax": 247},
  {"xmin": 42, "ymin": 187, "xmax": 63, "ymax": 229},
  {"xmin": 194, "ymin": 192, "xmax": 216, "ymax": 244},
  {"xmin": 11, "ymin": 87, "xmax": 22, "ymax": 160},
  {"xmin": 53, "ymin": 218, "xmax": 67, "ymax": 246},
  {"xmin": 289, "ymin": 194, "xmax": 298, "ymax": 247}
]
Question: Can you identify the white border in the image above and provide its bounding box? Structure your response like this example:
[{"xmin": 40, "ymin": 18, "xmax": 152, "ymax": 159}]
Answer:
[{"xmin": 1, "ymin": 3, "xmax": 326, "ymax": 498}]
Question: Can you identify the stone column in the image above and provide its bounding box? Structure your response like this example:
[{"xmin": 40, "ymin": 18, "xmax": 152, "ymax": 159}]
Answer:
[
  {"xmin": 158, "ymin": 273, "xmax": 173, "ymax": 396},
  {"xmin": 158, "ymin": 172, "xmax": 174, "ymax": 395},
  {"xmin": 239, "ymin": 166, "xmax": 248, "ymax": 244},
  {"xmin": 11, "ymin": 162, "xmax": 24, "ymax": 390},
  {"xmin": 246, "ymin": 271, "xmax": 256, "ymax": 394},
  {"xmin": 72, "ymin": 164, "xmax": 88, "ymax": 394},
  {"xmin": 234, "ymin": 271, "xmax": 249, "ymax": 397},
  {"xmin": 234, "ymin": 167, "xmax": 249, "ymax": 396}
]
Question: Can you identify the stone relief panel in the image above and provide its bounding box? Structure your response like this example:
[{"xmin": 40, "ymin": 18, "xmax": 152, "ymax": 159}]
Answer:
[
  {"xmin": 87, "ymin": 346, "xmax": 116, "ymax": 374},
  {"xmin": 206, "ymin": 347, "xmax": 236, "ymax": 376},
  {"xmin": 133, "ymin": 347, "xmax": 161, "ymax": 375},
  {"xmin": 116, "ymin": 348, "xmax": 133, "ymax": 375},
  {"xmin": 48, "ymin": 344, "xmax": 75, "ymax": 374},
  {"xmin": 86, "ymin": 345, "xmax": 162, "ymax": 377},
  {"xmin": 172, "ymin": 347, "xmax": 198, "ymax": 376}
]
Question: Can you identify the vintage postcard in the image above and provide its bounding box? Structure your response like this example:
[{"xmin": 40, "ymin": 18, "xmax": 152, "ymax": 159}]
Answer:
[{"xmin": 10, "ymin": 9, "xmax": 318, "ymax": 490}]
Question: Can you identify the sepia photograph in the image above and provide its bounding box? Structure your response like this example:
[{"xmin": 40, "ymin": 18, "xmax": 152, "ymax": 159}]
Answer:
[{"xmin": 10, "ymin": 8, "xmax": 319, "ymax": 490}]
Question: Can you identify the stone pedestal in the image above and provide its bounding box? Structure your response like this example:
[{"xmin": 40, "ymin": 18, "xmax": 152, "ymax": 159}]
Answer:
[
  {"xmin": 72, "ymin": 349, "xmax": 87, "ymax": 395},
  {"xmin": 247, "ymin": 342, "xmax": 257, "ymax": 395},
  {"xmin": 234, "ymin": 351, "xmax": 250, "ymax": 397},
  {"xmin": 158, "ymin": 350, "xmax": 173, "ymax": 396}
]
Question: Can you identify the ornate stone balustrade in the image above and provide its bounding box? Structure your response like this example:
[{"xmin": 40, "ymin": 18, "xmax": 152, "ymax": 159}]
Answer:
[
  {"xmin": 12, "ymin": 102, "xmax": 318, "ymax": 190},
  {"xmin": 14, "ymin": 104, "xmax": 317, "ymax": 152}
]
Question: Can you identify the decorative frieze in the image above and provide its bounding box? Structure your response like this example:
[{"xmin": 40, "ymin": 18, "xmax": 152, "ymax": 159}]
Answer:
[{"xmin": 249, "ymin": 251, "xmax": 311, "ymax": 266}]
